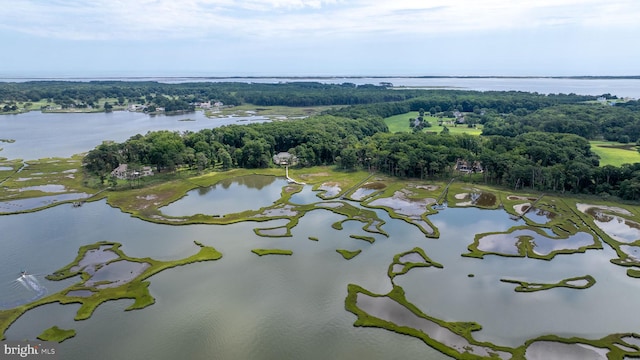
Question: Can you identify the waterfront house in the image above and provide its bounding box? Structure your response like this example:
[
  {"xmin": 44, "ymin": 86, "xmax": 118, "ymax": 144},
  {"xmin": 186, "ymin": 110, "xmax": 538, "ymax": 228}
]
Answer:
[
  {"xmin": 455, "ymin": 159, "xmax": 483, "ymax": 173},
  {"xmin": 111, "ymin": 164, "xmax": 129, "ymax": 179},
  {"xmin": 273, "ymin": 152, "xmax": 298, "ymax": 165},
  {"xmin": 111, "ymin": 164, "xmax": 154, "ymax": 179}
]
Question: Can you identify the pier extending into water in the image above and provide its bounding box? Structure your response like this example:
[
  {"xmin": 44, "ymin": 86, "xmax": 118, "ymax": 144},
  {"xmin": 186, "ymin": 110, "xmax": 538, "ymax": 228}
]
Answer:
[
  {"xmin": 285, "ymin": 166, "xmax": 305, "ymax": 185},
  {"xmin": 436, "ymin": 178, "xmax": 456, "ymax": 204}
]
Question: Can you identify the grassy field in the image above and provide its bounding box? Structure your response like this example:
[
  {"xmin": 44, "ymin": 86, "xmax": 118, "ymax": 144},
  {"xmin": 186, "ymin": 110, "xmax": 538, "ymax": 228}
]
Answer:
[
  {"xmin": 590, "ymin": 140, "xmax": 640, "ymax": 166},
  {"xmin": 206, "ymin": 104, "xmax": 340, "ymax": 119},
  {"xmin": 384, "ymin": 111, "xmax": 483, "ymax": 135}
]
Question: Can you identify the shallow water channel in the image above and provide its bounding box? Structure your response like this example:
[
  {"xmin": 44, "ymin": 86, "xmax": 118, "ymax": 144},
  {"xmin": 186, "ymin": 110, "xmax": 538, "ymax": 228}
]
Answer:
[{"xmin": 1, "ymin": 175, "xmax": 640, "ymax": 359}]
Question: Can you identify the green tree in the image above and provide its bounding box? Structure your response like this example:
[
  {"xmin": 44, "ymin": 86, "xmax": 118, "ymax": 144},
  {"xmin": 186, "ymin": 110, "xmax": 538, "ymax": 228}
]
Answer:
[
  {"xmin": 217, "ymin": 148, "xmax": 233, "ymax": 169},
  {"xmin": 339, "ymin": 147, "xmax": 358, "ymax": 170}
]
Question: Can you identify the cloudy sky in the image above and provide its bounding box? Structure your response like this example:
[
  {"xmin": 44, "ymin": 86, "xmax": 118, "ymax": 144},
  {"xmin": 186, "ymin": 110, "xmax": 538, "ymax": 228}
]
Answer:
[{"xmin": 1, "ymin": 0, "xmax": 639, "ymax": 77}]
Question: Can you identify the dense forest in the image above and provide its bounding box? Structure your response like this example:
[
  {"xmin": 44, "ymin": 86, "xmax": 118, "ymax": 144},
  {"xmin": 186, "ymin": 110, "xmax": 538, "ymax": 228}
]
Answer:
[
  {"xmin": 0, "ymin": 81, "xmax": 424, "ymax": 111},
  {"xmin": 83, "ymin": 111, "xmax": 640, "ymax": 200},
  {"xmin": 3, "ymin": 80, "xmax": 640, "ymax": 200}
]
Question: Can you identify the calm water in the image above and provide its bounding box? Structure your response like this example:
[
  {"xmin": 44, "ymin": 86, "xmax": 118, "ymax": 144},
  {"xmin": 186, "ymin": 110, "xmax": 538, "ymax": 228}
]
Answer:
[
  {"xmin": 0, "ymin": 110, "xmax": 267, "ymax": 160},
  {"xmin": 160, "ymin": 175, "xmax": 288, "ymax": 217}
]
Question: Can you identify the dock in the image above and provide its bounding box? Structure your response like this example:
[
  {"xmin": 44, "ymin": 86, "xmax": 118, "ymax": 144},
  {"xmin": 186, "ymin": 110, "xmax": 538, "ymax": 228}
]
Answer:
[
  {"xmin": 436, "ymin": 178, "xmax": 456, "ymax": 204},
  {"xmin": 285, "ymin": 166, "xmax": 305, "ymax": 185}
]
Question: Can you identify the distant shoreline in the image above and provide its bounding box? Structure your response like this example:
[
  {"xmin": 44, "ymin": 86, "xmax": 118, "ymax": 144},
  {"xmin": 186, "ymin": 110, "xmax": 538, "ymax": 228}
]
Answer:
[{"xmin": 1, "ymin": 75, "xmax": 640, "ymax": 82}]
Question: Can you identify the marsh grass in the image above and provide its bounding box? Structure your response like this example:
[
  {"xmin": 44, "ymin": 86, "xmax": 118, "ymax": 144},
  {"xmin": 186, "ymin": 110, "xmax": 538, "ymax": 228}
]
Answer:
[
  {"xmin": 349, "ymin": 235, "xmax": 375, "ymax": 243},
  {"xmin": 37, "ymin": 326, "xmax": 76, "ymax": 343},
  {"xmin": 0, "ymin": 156, "xmax": 97, "ymax": 207},
  {"xmin": 500, "ymin": 275, "xmax": 596, "ymax": 292},
  {"xmin": 251, "ymin": 249, "xmax": 293, "ymax": 256},
  {"xmin": 336, "ymin": 249, "xmax": 362, "ymax": 260}
]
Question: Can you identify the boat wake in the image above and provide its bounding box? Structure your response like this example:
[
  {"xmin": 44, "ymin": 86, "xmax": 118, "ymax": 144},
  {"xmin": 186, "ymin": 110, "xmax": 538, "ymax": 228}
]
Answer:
[{"xmin": 0, "ymin": 272, "xmax": 47, "ymax": 309}]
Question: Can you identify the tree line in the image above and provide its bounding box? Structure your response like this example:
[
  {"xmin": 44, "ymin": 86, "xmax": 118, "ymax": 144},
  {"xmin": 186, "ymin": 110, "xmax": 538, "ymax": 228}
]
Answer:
[
  {"xmin": 325, "ymin": 91, "xmax": 601, "ymax": 119},
  {"xmin": 2, "ymin": 81, "xmax": 614, "ymax": 115},
  {"xmin": 480, "ymin": 103, "xmax": 640, "ymax": 143},
  {"xmin": 8, "ymin": 81, "xmax": 638, "ymax": 199},
  {"xmin": 83, "ymin": 115, "xmax": 387, "ymax": 182},
  {"xmin": 84, "ymin": 110, "xmax": 640, "ymax": 201},
  {"xmin": 0, "ymin": 81, "xmax": 425, "ymax": 112}
]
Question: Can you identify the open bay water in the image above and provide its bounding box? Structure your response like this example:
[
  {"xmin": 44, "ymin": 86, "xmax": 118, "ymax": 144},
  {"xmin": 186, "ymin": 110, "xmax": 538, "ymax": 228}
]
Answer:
[{"xmin": 0, "ymin": 110, "xmax": 268, "ymax": 160}]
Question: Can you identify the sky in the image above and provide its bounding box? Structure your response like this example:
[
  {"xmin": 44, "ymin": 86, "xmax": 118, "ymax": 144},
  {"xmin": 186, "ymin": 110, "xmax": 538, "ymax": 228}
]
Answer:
[{"xmin": 0, "ymin": 0, "xmax": 639, "ymax": 77}]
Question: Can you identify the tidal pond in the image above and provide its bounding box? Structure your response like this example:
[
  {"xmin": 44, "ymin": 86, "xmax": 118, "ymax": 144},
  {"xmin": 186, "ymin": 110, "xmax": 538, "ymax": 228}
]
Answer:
[
  {"xmin": 474, "ymin": 229, "xmax": 596, "ymax": 258},
  {"xmin": 160, "ymin": 175, "xmax": 288, "ymax": 216},
  {"xmin": 317, "ymin": 183, "xmax": 342, "ymax": 198},
  {"xmin": 585, "ymin": 208, "xmax": 640, "ymax": 243},
  {"xmin": 367, "ymin": 190, "xmax": 435, "ymax": 216},
  {"xmin": 84, "ymin": 260, "xmax": 150, "ymax": 289},
  {"xmin": 524, "ymin": 207, "xmax": 557, "ymax": 224},
  {"xmin": 289, "ymin": 185, "xmax": 323, "ymax": 204}
]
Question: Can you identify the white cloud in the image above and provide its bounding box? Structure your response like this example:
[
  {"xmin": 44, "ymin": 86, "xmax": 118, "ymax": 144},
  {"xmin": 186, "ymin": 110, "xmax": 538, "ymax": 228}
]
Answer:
[{"xmin": 0, "ymin": 0, "xmax": 638, "ymax": 41}]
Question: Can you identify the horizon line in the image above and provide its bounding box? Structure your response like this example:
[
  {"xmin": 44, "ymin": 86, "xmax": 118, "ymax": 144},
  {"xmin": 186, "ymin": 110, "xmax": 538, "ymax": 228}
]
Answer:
[{"xmin": 1, "ymin": 75, "xmax": 640, "ymax": 81}]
